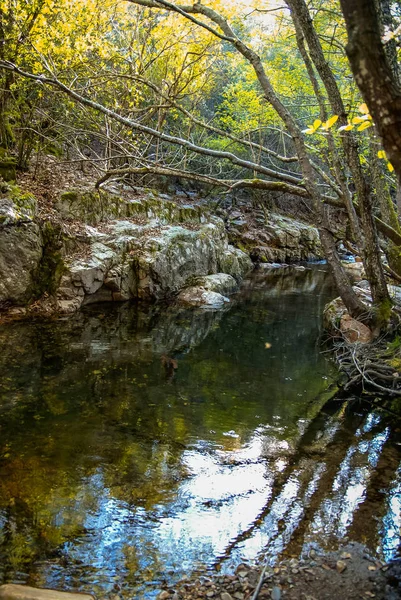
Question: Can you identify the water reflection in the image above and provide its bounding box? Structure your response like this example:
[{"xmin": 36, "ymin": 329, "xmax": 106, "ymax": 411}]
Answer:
[{"xmin": 0, "ymin": 266, "xmax": 399, "ymax": 597}]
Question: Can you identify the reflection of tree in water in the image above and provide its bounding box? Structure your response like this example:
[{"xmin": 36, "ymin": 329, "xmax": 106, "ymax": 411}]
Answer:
[{"xmin": 0, "ymin": 267, "xmax": 399, "ymax": 594}]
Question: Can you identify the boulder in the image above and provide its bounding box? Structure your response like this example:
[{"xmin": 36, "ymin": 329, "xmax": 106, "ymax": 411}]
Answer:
[
  {"xmin": 177, "ymin": 287, "xmax": 230, "ymax": 308},
  {"xmin": 55, "ymin": 215, "xmax": 251, "ymax": 312},
  {"xmin": 193, "ymin": 273, "xmax": 238, "ymax": 295},
  {"xmin": 0, "ymin": 222, "xmax": 43, "ymax": 304},
  {"xmin": 340, "ymin": 314, "xmax": 373, "ymax": 344},
  {"xmin": 227, "ymin": 211, "xmax": 322, "ymax": 263},
  {"xmin": 0, "ymin": 585, "xmax": 94, "ymax": 600},
  {"xmin": 0, "ymin": 157, "xmax": 16, "ymax": 182}
]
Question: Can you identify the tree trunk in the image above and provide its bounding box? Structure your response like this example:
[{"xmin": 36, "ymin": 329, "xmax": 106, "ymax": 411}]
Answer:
[
  {"xmin": 340, "ymin": 0, "xmax": 401, "ymax": 178},
  {"xmin": 286, "ymin": 0, "xmax": 391, "ymax": 311}
]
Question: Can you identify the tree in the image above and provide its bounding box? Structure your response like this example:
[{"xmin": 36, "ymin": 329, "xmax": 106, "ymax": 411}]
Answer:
[
  {"xmin": 1, "ymin": 0, "xmax": 400, "ymax": 328},
  {"xmin": 340, "ymin": 0, "xmax": 401, "ymax": 179}
]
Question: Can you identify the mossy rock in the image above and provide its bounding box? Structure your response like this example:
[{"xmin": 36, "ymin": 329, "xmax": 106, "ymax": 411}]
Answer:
[
  {"xmin": 57, "ymin": 189, "xmax": 124, "ymax": 224},
  {"xmin": 30, "ymin": 221, "xmax": 66, "ymax": 298},
  {"xmin": 0, "ymin": 158, "xmax": 16, "ymax": 182}
]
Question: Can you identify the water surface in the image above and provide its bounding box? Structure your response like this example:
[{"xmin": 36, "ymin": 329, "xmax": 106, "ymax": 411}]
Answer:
[{"xmin": 0, "ymin": 266, "xmax": 400, "ymax": 598}]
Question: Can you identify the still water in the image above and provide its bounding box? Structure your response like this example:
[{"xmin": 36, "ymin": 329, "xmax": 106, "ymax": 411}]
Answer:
[{"xmin": 0, "ymin": 267, "xmax": 400, "ymax": 598}]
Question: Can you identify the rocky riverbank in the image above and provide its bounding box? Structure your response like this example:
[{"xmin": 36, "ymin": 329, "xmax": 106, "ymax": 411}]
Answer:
[
  {"xmin": 0, "ymin": 161, "xmax": 324, "ymax": 317},
  {"xmin": 156, "ymin": 544, "xmax": 401, "ymax": 600}
]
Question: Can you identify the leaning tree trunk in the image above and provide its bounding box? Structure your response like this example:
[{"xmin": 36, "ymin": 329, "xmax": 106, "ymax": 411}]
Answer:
[{"xmin": 286, "ymin": 0, "xmax": 391, "ymax": 317}]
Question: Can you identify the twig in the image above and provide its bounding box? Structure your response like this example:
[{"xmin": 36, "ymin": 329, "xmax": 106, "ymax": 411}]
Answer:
[{"xmin": 251, "ymin": 563, "xmax": 269, "ymax": 600}]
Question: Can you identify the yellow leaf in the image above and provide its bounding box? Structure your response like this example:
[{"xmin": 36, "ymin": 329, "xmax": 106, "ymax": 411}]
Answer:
[
  {"xmin": 313, "ymin": 119, "xmax": 322, "ymax": 130},
  {"xmin": 338, "ymin": 123, "xmax": 354, "ymax": 131},
  {"xmin": 302, "ymin": 127, "xmax": 315, "ymax": 134},
  {"xmin": 352, "ymin": 115, "xmax": 369, "ymax": 124},
  {"xmin": 264, "ymin": 342, "xmax": 272, "ymax": 349},
  {"xmin": 357, "ymin": 121, "xmax": 373, "ymax": 131},
  {"xmin": 387, "ymin": 161, "xmax": 394, "ymax": 172},
  {"xmin": 377, "ymin": 150, "xmax": 387, "ymax": 159},
  {"xmin": 359, "ymin": 103, "xmax": 370, "ymax": 115},
  {"xmin": 322, "ymin": 115, "xmax": 338, "ymax": 129}
]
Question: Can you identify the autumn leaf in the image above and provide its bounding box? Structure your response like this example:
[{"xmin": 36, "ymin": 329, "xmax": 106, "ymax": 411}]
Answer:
[
  {"xmin": 338, "ymin": 122, "xmax": 354, "ymax": 132},
  {"xmin": 352, "ymin": 115, "xmax": 370, "ymax": 124},
  {"xmin": 357, "ymin": 121, "xmax": 372, "ymax": 131},
  {"xmin": 377, "ymin": 150, "xmax": 387, "ymax": 159},
  {"xmin": 321, "ymin": 115, "xmax": 338, "ymax": 130},
  {"xmin": 302, "ymin": 118, "xmax": 322, "ymax": 135},
  {"xmin": 359, "ymin": 103, "xmax": 370, "ymax": 115}
]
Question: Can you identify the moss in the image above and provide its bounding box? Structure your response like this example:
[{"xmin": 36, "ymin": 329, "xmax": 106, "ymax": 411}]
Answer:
[
  {"xmin": 60, "ymin": 190, "xmax": 79, "ymax": 203},
  {"xmin": 5, "ymin": 184, "xmax": 37, "ymax": 218},
  {"xmin": 0, "ymin": 157, "xmax": 16, "ymax": 182},
  {"xmin": 236, "ymin": 242, "xmax": 248, "ymax": 253},
  {"xmin": 386, "ymin": 244, "xmax": 401, "ymax": 277},
  {"xmin": 375, "ymin": 297, "xmax": 393, "ymax": 325},
  {"xmin": 30, "ymin": 221, "xmax": 66, "ymax": 299},
  {"xmin": 388, "ymin": 357, "xmax": 401, "ymax": 370}
]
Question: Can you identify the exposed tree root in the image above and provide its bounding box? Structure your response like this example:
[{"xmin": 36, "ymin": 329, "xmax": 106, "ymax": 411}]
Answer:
[{"xmin": 333, "ymin": 335, "xmax": 401, "ymax": 398}]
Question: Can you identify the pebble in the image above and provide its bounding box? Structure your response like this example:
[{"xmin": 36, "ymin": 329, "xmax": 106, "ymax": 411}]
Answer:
[
  {"xmin": 221, "ymin": 593, "xmax": 234, "ymax": 600},
  {"xmin": 336, "ymin": 560, "xmax": 347, "ymax": 574},
  {"xmin": 271, "ymin": 586, "xmax": 282, "ymax": 600}
]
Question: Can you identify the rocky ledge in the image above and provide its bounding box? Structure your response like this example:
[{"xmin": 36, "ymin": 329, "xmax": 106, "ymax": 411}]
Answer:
[
  {"xmin": 0, "ymin": 183, "xmax": 324, "ymax": 316},
  {"xmin": 0, "ymin": 185, "xmax": 251, "ymax": 315}
]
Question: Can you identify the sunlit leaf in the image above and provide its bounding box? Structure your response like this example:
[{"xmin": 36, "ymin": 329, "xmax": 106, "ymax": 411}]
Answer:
[
  {"xmin": 322, "ymin": 115, "xmax": 338, "ymax": 129},
  {"xmin": 264, "ymin": 342, "xmax": 272, "ymax": 349},
  {"xmin": 313, "ymin": 119, "xmax": 322, "ymax": 130},
  {"xmin": 377, "ymin": 150, "xmax": 387, "ymax": 159},
  {"xmin": 352, "ymin": 115, "xmax": 369, "ymax": 124},
  {"xmin": 357, "ymin": 121, "xmax": 372, "ymax": 131},
  {"xmin": 387, "ymin": 161, "xmax": 394, "ymax": 172},
  {"xmin": 338, "ymin": 123, "xmax": 354, "ymax": 131},
  {"xmin": 359, "ymin": 103, "xmax": 370, "ymax": 115}
]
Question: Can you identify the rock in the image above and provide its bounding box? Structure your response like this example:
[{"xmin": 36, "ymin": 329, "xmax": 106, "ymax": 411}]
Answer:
[
  {"xmin": 193, "ymin": 273, "xmax": 238, "ymax": 295},
  {"xmin": 0, "ymin": 158, "xmax": 16, "ymax": 182},
  {"xmin": 340, "ymin": 314, "xmax": 373, "ymax": 344},
  {"xmin": 220, "ymin": 594, "xmax": 234, "ymax": 600},
  {"xmin": 271, "ymin": 586, "xmax": 282, "ymax": 600},
  {"xmin": 343, "ymin": 261, "xmax": 365, "ymax": 281},
  {"xmin": 0, "ymin": 585, "xmax": 94, "ymax": 600},
  {"xmin": 336, "ymin": 560, "xmax": 347, "ymax": 573},
  {"xmin": 157, "ymin": 592, "xmax": 171, "ymax": 600},
  {"xmin": 0, "ymin": 221, "xmax": 42, "ymax": 304},
  {"xmin": 1, "ymin": 186, "xmax": 252, "ymax": 313},
  {"xmin": 229, "ymin": 212, "xmax": 322, "ymax": 264},
  {"xmin": 177, "ymin": 287, "xmax": 230, "ymax": 308},
  {"xmin": 56, "ymin": 188, "xmax": 209, "ymax": 226}
]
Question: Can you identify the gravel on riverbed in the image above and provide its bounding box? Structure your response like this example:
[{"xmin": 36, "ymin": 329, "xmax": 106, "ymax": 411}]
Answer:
[{"xmin": 156, "ymin": 544, "xmax": 401, "ymax": 600}]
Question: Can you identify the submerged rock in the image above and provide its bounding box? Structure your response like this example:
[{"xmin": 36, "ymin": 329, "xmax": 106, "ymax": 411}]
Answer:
[{"xmin": 0, "ymin": 585, "xmax": 94, "ymax": 600}]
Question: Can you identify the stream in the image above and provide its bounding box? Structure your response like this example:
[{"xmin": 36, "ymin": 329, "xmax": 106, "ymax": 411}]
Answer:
[{"xmin": 0, "ymin": 266, "xmax": 400, "ymax": 598}]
